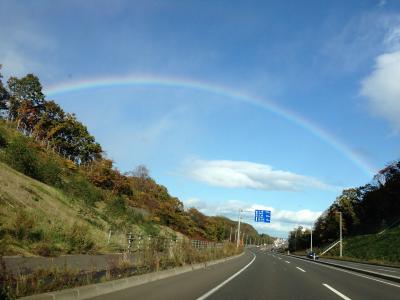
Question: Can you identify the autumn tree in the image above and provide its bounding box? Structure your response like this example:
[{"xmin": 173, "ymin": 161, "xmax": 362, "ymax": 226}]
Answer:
[
  {"xmin": 7, "ymin": 74, "xmax": 46, "ymax": 130},
  {"xmin": 0, "ymin": 65, "xmax": 9, "ymax": 117}
]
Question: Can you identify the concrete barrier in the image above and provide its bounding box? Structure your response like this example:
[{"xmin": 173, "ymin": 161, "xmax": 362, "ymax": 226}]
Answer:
[{"xmin": 21, "ymin": 252, "xmax": 245, "ymax": 300}]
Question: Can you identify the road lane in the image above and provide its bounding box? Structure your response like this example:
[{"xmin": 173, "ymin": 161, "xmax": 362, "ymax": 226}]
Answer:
[
  {"xmin": 278, "ymin": 253, "xmax": 400, "ymax": 299},
  {"xmin": 90, "ymin": 251, "xmax": 254, "ymax": 300},
  {"xmin": 206, "ymin": 250, "xmax": 339, "ymax": 300},
  {"xmin": 88, "ymin": 249, "xmax": 400, "ymax": 300}
]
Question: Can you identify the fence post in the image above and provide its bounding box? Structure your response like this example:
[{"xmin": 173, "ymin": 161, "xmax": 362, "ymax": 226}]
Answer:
[
  {"xmin": 107, "ymin": 230, "xmax": 112, "ymax": 244},
  {"xmin": 127, "ymin": 232, "xmax": 132, "ymax": 253}
]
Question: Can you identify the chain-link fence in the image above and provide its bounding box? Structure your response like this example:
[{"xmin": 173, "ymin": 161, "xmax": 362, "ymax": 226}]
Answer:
[{"xmin": 125, "ymin": 234, "xmax": 224, "ymax": 254}]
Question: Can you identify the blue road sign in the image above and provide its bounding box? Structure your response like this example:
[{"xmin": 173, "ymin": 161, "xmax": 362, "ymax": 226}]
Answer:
[{"xmin": 254, "ymin": 210, "xmax": 271, "ymax": 223}]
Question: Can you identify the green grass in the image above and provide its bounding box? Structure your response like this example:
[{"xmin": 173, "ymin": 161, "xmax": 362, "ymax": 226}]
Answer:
[{"xmin": 316, "ymin": 226, "xmax": 400, "ymax": 266}]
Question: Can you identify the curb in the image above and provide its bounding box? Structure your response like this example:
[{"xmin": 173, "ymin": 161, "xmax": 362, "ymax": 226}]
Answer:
[
  {"xmin": 286, "ymin": 254, "xmax": 400, "ymax": 284},
  {"xmin": 20, "ymin": 252, "xmax": 245, "ymax": 300}
]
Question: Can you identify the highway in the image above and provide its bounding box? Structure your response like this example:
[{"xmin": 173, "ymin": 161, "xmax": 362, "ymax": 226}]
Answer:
[{"xmin": 90, "ymin": 248, "xmax": 400, "ymax": 300}]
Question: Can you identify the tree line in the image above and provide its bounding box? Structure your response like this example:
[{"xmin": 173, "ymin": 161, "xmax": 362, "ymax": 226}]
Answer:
[{"xmin": 288, "ymin": 161, "xmax": 400, "ymax": 251}]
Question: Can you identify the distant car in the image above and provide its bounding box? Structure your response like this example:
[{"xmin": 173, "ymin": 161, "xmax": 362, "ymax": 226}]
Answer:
[{"xmin": 306, "ymin": 252, "xmax": 319, "ymax": 260}]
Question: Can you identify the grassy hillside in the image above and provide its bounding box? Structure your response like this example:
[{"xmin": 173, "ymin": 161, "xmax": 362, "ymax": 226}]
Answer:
[
  {"xmin": 0, "ymin": 121, "xmax": 267, "ymax": 256},
  {"xmin": 0, "ymin": 160, "xmax": 181, "ymax": 256},
  {"xmin": 324, "ymin": 226, "xmax": 400, "ymax": 266}
]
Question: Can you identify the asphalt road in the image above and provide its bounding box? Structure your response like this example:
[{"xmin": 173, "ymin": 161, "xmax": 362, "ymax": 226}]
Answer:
[{"xmin": 90, "ymin": 248, "xmax": 400, "ymax": 300}]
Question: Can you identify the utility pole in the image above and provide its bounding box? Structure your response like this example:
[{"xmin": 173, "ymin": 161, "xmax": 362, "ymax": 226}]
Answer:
[
  {"xmin": 236, "ymin": 209, "xmax": 242, "ymax": 248},
  {"xmin": 229, "ymin": 227, "xmax": 232, "ymax": 243},
  {"xmin": 339, "ymin": 212, "xmax": 343, "ymax": 257}
]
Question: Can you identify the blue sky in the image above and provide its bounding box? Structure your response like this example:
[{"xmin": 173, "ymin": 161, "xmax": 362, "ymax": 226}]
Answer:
[{"xmin": 1, "ymin": 0, "xmax": 400, "ymax": 237}]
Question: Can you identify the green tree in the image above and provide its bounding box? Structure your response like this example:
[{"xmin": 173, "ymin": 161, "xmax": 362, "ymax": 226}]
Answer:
[
  {"xmin": 47, "ymin": 113, "xmax": 102, "ymax": 163},
  {"xmin": 33, "ymin": 100, "xmax": 65, "ymax": 141}
]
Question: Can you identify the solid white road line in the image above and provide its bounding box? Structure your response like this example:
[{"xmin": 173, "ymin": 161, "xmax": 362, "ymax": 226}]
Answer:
[
  {"xmin": 323, "ymin": 283, "xmax": 352, "ymax": 300},
  {"xmin": 284, "ymin": 255, "xmax": 400, "ymax": 289},
  {"xmin": 196, "ymin": 252, "xmax": 256, "ymax": 300},
  {"xmin": 377, "ymin": 269, "xmax": 398, "ymax": 273},
  {"xmin": 296, "ymin": 267, "xmax": 306, "ymax": 272},
  {"xmin": 285, "ymin": 261, "xmax": 290, "ymax": 264}
]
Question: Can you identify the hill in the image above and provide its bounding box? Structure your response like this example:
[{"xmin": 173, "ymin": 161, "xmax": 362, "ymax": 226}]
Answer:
[
  {"xmin": 0, "ymin": 70, "xmax": 269, "ymax": 256},
  {"xmin": 288, "ymin": 160, "xmax": 400, "ymax": 265},
  {"xmin": 321, "ymin": 225, "xmax": 400, "ymax": 266}
]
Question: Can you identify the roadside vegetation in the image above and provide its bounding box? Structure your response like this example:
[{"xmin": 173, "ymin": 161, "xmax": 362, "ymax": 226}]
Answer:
[
  {"xmin": 287, "ymin": 159, "xmax": 400, "ymax": 265},
  {"xmin": 1, "ymin": 242, "xmax": 243, "ymax": 299}
]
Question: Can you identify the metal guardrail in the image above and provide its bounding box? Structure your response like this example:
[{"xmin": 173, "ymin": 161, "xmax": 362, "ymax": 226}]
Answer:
[{"xmin": 320, "ymin": 240, "xmax": 341, "ymax": 256}]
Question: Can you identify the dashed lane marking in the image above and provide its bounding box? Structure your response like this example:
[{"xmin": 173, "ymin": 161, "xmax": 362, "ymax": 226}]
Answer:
[
  {"xmin": 323, "ymin": 283, "xmax": 352, "ymax": 300},
  {"xmin": 296, "ymin": 267, "xmax": 306, "ymax": 272}
]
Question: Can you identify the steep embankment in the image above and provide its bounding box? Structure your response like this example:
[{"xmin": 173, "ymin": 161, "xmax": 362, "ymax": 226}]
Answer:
[
  {"xmin": 0, "ymin": 121, "xmax": 267, "ymax": 257},
  {"xmin": 0, "ymin": 160, "xmax": 180, "ymax": 256},
  {"xmin": 323, "ymin": 226, "xmax": 400, "ymax": 265}
]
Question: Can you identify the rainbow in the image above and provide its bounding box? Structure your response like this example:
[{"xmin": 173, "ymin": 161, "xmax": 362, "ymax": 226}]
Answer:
[{"xmin": 44, "ymin": 75, "xmax": 376, "ymax": 177}]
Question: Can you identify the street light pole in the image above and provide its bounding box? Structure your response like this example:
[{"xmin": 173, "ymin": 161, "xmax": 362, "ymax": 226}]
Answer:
[
  {"xmin": 339, "ymin": 212, "xmax": 343, "ymax": 257},
  {"xmin": 236, "ymin": 209, "xmax": 242, "ymax": 248}
]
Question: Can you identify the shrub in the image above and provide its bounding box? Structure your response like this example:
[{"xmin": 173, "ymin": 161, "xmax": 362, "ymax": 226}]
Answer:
[
  {"xmin": 12, "ymin": 211, "xmax": 35, "ymax": 240},
  {"xmin": 142, "ymin": 222, "xmax": 159, "ymax": 236},
  {"xmin": 3, "ymin": 137, "xmax": 41, "ymax": 180},
  {"xmin": 38, "ymin": 158, "xmax": 62, "ymax": 186},
  {"xmin": 60, "ymin": 174, "xmax": 103, "ymax": 206},
  {"xmin": 106, "ymin": 196, "xmax": 126, "ymax": 215},
  {"xmin": 0, "ymin": 127, "xmax": 7, "ymax": 148},
  {"xmin": 33, "ymin": 242, "xmax": 61, "ymax": 257},
  {"xmin": 67, "ymin": 222, "xmax": 95, "ymax": 253}
]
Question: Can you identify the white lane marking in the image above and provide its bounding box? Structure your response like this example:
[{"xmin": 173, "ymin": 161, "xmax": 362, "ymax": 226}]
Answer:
[
  {"xmin": 377, "ymin": 269, "xmax": 398, "ymax": 273},
  {"xmin": 285, "ymin": 261, "xmax": 290, "ymax": 264},
  {"xmin": 296, "ymin": 267, "xmax": 306, "ymax": 272},
  {"xmin": 284, "ymin": 255, "xmax": 400, "ymax": 289},
  {"xmin": 278, "ymin": 257, "xmax": 282, "ymax": 260},
  {"xmin": 323, "ymin": 283, "xmax": 352, "ymax": 300},
  {"xmin": 196, "ymin": 252, "xmax": 256, "ymax": 300}
]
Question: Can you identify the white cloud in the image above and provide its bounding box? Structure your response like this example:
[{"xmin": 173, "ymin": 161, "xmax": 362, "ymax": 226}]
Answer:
[
  {"xmin": 361, "ymin": 23, "xmax": 400, "ymax": 131},
  {"xmin": 182, "ymin": 198, "xmax": 322, "ymax": 237},
  {"xmin": 185, "ymin": 159, "xmax": 330, "ymax": 191}
]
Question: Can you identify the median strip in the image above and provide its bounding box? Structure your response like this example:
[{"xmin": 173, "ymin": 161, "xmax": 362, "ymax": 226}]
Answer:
[{"xmin": 323, "ymin": 283, "xmax": 352, "ymax": 300}]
